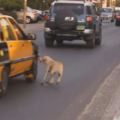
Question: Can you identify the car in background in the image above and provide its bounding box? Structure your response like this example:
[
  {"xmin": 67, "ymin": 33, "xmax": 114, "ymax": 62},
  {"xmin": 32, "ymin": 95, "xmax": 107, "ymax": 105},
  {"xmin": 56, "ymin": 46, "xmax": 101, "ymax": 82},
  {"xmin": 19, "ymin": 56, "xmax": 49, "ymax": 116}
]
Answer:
[
  {"xmin": 33, "ymin": 9, "xmax": 43, "ymax": 20},
  {"xmin": 100, "ymin": 7, "xmax": 115, "ymax": 22},
  {"xmin": 115, "ymin": 11, "xmax": 120, "ymax": 26},
  {"xmin": 16, "ymin": 7, "xmax": 39, "ymax": 24},
  {"xmin": 0, "ymin": 15, "xmax": 38, "ymax": 96},
  {"xmin": 44, "ymin": 0, "xmax": 102, "ymax": 48},
  {"xmin": 42, "ymin": 10, "xmax": 49, "ymax": 20}
]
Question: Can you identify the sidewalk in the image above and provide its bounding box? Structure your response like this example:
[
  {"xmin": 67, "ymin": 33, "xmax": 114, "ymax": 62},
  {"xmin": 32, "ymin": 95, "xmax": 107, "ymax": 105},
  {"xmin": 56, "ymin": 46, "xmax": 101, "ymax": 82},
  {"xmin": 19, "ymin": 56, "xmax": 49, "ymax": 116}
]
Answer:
[
  {"xmin": 102, "ymin": 84, "xmax": 120, "ymax": 120},
  {"xmin": 19, "ymin": 21, "xmax": 44, "ymax": 33},
  {"xmin": 77, "ymin": 64, "xmax": 120, "ymax": 120}
]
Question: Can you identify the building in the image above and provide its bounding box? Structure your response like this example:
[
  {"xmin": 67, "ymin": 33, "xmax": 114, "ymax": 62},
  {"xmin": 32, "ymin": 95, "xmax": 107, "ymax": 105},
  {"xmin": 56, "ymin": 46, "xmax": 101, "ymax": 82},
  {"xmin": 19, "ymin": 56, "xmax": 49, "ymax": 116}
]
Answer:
[
  {"xmin": 85, "ymin": 0, "xmax": 100, "ymax": 3},
  {"xmin": 85, "ymin": 0, "xmax": 116, "ymax": 8},
  {"xmin": 102, "ymin": 0, "xmax": 116, "ymax": 7}
]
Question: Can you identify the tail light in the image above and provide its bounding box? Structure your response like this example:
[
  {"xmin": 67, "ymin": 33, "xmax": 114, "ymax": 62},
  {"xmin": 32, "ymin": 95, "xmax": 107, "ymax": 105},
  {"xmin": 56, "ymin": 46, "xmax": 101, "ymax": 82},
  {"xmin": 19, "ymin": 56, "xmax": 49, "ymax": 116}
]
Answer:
[
  {"xmin": 116, "ymin": 16, "xmax": 120, "ymax": 19},
  {"xmin": 44, "ymin": 15, "xmax": 49, "ymax": 21},
  {"xmin": 86, "ymin": 16, "xmax": 93, "ymax": 23}
]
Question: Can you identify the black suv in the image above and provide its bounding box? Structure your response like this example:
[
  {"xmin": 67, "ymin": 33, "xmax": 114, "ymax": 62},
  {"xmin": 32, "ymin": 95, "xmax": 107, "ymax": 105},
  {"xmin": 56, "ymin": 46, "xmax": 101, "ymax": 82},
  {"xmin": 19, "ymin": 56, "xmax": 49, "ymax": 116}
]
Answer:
[{"xmin": 44, "ymin": 1, "xmax": 102, "ymax": 48}]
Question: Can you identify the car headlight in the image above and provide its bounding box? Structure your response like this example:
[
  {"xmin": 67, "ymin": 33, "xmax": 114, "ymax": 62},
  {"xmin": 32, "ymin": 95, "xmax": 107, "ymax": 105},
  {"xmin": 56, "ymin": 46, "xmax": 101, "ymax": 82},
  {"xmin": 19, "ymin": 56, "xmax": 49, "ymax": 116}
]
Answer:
[{"xmin": 44, "ymin": 27, "xmax": 51, "ymax": 32}]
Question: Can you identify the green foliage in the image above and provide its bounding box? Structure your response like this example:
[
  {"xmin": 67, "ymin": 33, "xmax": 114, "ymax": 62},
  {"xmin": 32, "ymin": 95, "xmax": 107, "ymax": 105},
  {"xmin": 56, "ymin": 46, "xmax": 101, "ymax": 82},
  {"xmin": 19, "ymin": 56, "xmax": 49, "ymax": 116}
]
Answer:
[
  {"xmin": 28, "ymin": 0, "xmax": 54, "ymax": 10},
  {"xmin": 0, "ymin": 0, "xmax": 23, "ymax": 10},
  {"xmin": 0, "ymin": 0, "xmax": 54, "ymax": 10}
]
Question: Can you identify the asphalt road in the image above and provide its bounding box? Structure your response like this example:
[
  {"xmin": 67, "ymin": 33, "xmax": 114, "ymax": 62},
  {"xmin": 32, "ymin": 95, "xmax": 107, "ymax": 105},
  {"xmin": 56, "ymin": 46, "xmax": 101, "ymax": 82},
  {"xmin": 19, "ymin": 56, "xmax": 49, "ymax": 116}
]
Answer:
[{"xmin": 0, "ymin": 23, "xmax": 120, "ymax": 120}]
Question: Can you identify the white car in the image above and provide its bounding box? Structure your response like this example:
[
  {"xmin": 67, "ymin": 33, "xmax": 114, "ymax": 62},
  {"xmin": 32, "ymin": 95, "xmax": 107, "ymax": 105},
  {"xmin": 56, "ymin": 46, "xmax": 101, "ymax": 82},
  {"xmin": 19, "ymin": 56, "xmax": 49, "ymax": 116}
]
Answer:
[
  {"xmin": 100, "ymin": 7, "xmax": 114, "ymax": 22},
  {"xmin": 33, "ymin": 9, "xmax": 43, "ymax": 20},
  {"xmin": 33, "ymin": 9, "xmax": 43, "ymax": 15},
  {"xmin": 16, "ymin": 7, "xmax": 39, "ymax": 24}
]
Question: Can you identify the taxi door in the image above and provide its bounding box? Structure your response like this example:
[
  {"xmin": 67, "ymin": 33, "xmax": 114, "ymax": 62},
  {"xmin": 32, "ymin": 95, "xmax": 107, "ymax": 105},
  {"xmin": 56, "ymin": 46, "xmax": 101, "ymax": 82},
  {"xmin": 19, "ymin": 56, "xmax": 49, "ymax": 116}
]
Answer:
[{"xmin": 2, "ymin": 17, "xmax": 33, "ymax": 77}]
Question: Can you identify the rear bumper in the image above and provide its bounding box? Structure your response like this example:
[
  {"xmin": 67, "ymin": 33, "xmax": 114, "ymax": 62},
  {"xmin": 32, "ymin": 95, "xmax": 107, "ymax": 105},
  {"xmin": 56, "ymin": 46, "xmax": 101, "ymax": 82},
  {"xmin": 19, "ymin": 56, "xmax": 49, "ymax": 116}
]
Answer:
[{"xmin": 44, "ymin": 28, "xmax": 94, "ymax": 40}]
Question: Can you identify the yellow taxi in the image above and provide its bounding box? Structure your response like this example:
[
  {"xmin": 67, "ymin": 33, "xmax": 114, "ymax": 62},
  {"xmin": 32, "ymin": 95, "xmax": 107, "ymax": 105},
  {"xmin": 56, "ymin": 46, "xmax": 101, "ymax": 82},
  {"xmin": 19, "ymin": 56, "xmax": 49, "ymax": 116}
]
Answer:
[{"xmin": 0, "ymin": 15, "xmax": 38, "ymax": 96}]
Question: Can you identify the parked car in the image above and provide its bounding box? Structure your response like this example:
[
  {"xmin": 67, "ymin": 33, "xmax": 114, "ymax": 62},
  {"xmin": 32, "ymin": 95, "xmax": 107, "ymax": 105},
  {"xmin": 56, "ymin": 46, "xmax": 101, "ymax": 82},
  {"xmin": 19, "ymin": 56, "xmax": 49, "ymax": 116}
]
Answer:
[
  {"xmin": 33, "ymin": 9, "xmax": 43, "ymax": 20},
  {"xmin": 100, "ymin": 7, "xmax": 115, "ymax": 22},
  {"xmin": 44, "ymin": 0, "xmax": 102, "ymax": 48},
  {"xmin": 42, "ymin": 10, "xmax": 49, "ymax": 20},
  {"xmin": 16, "ymin": 7, "xmax": 39, "ymax": 24},
  {"xmin": 115, "ymin": 12, "xmax": 120, "ymax": 26},
  {"xmin": 0, "ymin": 15, "xmax": 38, "ymax": 96}
]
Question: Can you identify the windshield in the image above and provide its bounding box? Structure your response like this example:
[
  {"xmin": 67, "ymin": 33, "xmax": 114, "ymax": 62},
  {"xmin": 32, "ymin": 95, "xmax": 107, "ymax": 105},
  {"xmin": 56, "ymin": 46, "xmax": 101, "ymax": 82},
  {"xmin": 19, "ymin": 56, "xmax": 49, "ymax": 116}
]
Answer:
[
  {"xmin": 101, "ymin": 8, "xmax": 113, "ymax": 13},
  {"xmin": 52, "ymin": 3, "xmax": 84, "ymax": 15}
]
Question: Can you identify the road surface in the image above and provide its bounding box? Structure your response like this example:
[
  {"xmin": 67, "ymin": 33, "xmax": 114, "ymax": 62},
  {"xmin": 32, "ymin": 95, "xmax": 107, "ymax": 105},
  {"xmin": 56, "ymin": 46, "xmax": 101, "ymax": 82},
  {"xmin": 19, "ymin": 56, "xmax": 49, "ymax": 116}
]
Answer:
[{"xmin": 0, "ymin": 22, "xmax": 120, "ymax": 120}]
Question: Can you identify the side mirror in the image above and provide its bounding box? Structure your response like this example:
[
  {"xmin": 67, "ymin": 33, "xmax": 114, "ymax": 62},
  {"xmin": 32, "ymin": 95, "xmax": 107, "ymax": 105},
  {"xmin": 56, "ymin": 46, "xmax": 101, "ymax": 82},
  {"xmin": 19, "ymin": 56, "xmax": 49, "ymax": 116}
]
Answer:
[{"xmin": 27, "ymin": 33, "xmax": 36, "ymax": 40}]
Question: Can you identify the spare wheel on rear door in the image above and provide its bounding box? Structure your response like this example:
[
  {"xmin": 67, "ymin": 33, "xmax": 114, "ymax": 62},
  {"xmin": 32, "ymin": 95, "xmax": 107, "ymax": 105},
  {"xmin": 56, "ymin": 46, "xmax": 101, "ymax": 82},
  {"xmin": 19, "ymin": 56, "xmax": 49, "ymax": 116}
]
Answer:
[{"xmin": 55, "ymin": 11, "xmax": 77, "ymax": 31}]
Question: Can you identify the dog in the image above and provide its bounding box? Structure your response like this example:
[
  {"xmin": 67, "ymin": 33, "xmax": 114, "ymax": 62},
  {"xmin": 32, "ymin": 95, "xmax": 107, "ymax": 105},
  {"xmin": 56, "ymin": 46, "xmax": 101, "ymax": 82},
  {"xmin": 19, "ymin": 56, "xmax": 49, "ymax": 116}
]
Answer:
[{"xmin": 39, "ymin": 56, "xmax": 63, "ymax": 85}]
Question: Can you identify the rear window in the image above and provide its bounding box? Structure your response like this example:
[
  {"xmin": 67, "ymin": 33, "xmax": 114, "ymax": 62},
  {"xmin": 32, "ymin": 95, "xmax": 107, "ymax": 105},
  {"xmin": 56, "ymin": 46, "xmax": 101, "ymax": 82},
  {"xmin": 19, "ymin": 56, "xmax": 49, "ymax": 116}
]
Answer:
[
  {"xmin": 86, "ymin": 6, "xmax": 92, "ymax": 15},
  {"xmin": 101, "ymin": 8, "xmax": 113, "ymax": 13},
  {"xmin": 53, "ymin": 3, "xmax": 84, "ymax": 15},
  {"xmin": 0, "ymin": 18, "xmax": 16, "ymax": 41}
]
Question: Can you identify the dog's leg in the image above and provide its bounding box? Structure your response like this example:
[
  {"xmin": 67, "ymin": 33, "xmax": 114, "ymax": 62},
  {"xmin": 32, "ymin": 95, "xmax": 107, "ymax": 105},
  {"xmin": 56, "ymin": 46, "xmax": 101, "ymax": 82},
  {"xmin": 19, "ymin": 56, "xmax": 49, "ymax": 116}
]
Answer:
[
  {"xmin": 41, "ymin": 66, "xmax": 49, "ymax": 86},
  {"xmin": 43, "ymin": 66, "xmax": 49, "ymax": 81},
  {"xmin": 47, "ymin": 72, "xmax": 55, "ymax": 85},
  {"xmin": 56, "ymin": 73, "xmax": 62, "ymax": 84}
]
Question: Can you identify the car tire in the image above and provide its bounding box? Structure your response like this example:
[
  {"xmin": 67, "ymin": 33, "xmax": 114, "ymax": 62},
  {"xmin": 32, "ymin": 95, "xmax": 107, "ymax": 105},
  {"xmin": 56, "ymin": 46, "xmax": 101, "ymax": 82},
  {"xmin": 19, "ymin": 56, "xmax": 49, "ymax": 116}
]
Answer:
[
  {"xmin": 25, "ymin": 59, "xmax": 38, "ymax": 83},
  {"xmin": 45, "ymin": 34, "xmax": 54, "ymax": 47},
  {"xmin": 87, "ymin": 33, "xmax": 96, "ymax": 49},
  {"xmin": 95, "ymin": 27, "xmax": 102, "ymax": 46},
  {"xmin": 26, "ymin": 16, "xmax": 32, "ymax": 24},
  {"xmin": 56, "ymin": 40, "xmax": 63, "ymax": 46},
  {"xmin": 0, "ymin": 67, "xmax": 9, "ymax": 97},
  {"xmin": 115, "ymin": 21, "xmax": 119, "ymax": 26}
]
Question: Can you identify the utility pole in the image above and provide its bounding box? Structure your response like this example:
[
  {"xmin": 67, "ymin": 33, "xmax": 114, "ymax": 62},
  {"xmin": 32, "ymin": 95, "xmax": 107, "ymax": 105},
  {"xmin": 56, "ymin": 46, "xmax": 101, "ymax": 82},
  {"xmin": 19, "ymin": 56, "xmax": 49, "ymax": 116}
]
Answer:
[{"xmin": 23, "ymin": 0, "xmax": 27, "ymax": 28}]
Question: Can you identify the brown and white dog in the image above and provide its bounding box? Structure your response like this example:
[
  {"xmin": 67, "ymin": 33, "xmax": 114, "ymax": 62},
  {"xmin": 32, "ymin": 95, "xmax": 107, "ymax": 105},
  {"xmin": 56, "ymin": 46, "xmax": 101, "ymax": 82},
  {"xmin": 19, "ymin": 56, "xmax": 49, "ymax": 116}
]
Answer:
[{"xmin": 39, "ymin": 56, "xmax": 63, "ymax": 85}]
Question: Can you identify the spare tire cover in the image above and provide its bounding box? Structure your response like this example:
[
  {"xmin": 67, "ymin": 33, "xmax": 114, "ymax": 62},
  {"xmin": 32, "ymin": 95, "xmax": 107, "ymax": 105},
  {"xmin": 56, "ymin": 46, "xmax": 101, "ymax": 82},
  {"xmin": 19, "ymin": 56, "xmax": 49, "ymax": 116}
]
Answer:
[{"xmin": 55, "ymin": 11, "xmax": 77, "ymax": 30}]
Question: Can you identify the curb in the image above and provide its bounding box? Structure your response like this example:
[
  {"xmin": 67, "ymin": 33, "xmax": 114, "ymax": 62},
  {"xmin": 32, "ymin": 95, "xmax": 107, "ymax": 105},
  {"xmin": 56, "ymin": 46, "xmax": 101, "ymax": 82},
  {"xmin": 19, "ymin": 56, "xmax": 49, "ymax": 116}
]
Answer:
[
  {"xmin": 102, "ymin": 85, "xmax": 120, "ymax": 120},
  {"xmin": 77, "ymin": 64, "xmax": 120, "ymax": 120}
]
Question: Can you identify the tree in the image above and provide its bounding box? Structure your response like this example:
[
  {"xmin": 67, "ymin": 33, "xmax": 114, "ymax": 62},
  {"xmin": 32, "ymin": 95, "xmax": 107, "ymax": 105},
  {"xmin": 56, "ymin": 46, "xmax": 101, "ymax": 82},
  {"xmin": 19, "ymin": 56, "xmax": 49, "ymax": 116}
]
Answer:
[
  {"xmin": 0, "ymin": 0, "xmax": 22, "ymax": 10},
  {"xmin": 0, "ymin": 0, "xmax": 54, "ymax": 10},
  {"xmin": 28, "ymin": 0, "xmax": 54, "ymax": 10}
]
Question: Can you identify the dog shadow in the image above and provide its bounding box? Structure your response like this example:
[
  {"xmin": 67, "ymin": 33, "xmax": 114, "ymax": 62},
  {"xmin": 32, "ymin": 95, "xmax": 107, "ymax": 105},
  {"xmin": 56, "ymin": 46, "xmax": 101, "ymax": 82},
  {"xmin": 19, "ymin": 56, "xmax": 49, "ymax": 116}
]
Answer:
[{"xmin": 0, "ymin": 76, "xmax": 62, "ymax": 101}]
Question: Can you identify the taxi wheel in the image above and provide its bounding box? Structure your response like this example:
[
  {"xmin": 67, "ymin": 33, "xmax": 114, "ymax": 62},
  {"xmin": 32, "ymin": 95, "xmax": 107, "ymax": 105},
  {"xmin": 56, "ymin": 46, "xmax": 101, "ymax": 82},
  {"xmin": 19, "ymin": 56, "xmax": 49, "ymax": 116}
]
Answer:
[
  {"xmin": 0, "ymin": 67, "xmax": 9, "ymax": 97},
  {"xmin": 25, "ymin": 59, "xmax": 38, "ymax": 83}
]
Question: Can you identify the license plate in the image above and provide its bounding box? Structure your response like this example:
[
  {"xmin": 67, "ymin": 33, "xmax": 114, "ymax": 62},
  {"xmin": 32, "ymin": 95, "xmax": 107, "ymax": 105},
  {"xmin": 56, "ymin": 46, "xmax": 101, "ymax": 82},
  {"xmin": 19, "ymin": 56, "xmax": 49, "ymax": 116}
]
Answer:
[
  {"xmin": 76, "ymin": 25, "xmax": 85, "ymax": 30},
  {"xmin": 57, "ymin": 33, "xmax": 77, "ymax": 37}
]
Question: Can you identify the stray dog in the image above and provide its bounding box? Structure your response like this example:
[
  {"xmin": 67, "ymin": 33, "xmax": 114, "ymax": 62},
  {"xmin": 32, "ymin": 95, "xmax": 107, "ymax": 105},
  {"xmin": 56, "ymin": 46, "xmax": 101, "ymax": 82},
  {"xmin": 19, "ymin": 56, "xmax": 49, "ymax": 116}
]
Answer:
[{"xmin": 39, "ymin": 56, "xmax": 63, "ymax": 85}]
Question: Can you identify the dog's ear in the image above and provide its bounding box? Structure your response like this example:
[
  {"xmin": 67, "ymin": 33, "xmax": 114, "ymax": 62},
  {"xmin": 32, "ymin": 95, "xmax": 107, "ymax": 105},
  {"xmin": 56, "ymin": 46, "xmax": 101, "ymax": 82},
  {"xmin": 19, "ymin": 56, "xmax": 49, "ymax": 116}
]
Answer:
[
  {"xmin": 43, "ymin": 58, "xmax": 47, "ymax": 62},
  {"xmin": 39, "ymin": 57, "xmax": 46, "ymax": 63}
]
